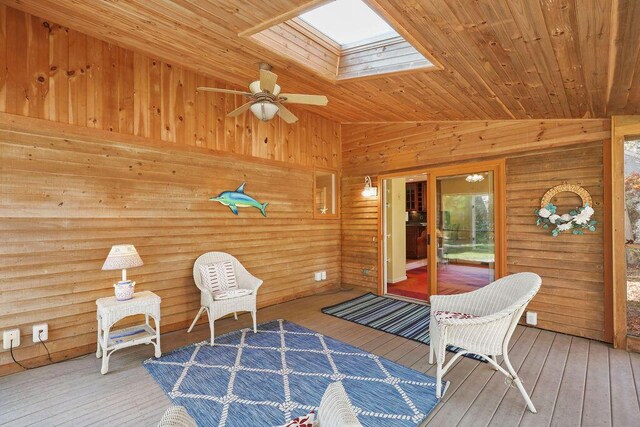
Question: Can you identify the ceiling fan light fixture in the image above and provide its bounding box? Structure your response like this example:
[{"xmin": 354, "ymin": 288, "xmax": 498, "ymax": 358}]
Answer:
[
  {"xmin": 465, "ymin": 174, "xmax": 485, "ymax": 183},
  {"xmin": 198, "ymin": 64, "xmax": 325, "ymax": 124},
  {"xmin": 250, "ymin": 101, "xmax": 279, "ymax": 121}
]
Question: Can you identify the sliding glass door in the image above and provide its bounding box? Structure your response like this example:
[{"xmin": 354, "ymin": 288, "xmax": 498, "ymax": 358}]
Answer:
[
  {"xmin": 379, "ymin": 161, "xmax": 504, "ymax": 301},
  {"xmin": 623, "ymin": 136, "xmax": 640, "ymax": 338},
  {"xmin": 427, "ymin": 161, "xmax": 504, "ymax": 298},
  {"xmin": 434, "ymin": 171, "xmax": 496, "ymax": 295}
]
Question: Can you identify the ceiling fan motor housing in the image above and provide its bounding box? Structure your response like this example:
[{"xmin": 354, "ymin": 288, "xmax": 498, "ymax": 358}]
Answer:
[{"xmin": 249, "ymin": 80, "xmax": 281, "ymax": 96}]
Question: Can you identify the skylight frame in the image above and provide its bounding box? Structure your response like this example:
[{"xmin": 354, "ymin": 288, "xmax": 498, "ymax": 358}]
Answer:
[
  {"xmin": 299, "ymin": 0, "xmax": 400, "ymax": 47},
  {"xmin": 242, "ymin": 0, "xmax": 441, "ymax": 82}
]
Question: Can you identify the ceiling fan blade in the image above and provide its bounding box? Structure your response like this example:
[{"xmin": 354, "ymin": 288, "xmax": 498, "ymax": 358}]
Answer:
[
  {"xmin": 278, "ymin": 93, "xmax": 328, "ymax": 106},
  {"xmin": 259, "ymin": 69, "xmax": 278, "ymax": 94},
  {"xmin": 227, "ymin": 101, "xmax": 254, "ymax": 118},
  {"xmin": 197, "ymin": 87, "xmax": 252, "ymax": 96},
  {"xmin": 275, "ymin": 103, "xmax": 298, "ymax": 124}
]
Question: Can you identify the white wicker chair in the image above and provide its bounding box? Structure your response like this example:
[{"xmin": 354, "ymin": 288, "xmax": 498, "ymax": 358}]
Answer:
[
  {"xmin": 187, "ymin": 252, "xmax": 263, "ymax": 345},
  {"xmin": 318, "ymin": 382, "xmax": 362, "ymax": 427},
  {"xmin": 157, "ymin": 406, "xmax": 197, "ymax": 427},
  {"xmin": 428, "ymin": 272, "xmax": 541, "ymax": 413}
]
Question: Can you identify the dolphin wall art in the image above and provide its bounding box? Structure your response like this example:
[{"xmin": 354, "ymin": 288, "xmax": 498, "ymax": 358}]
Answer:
[{"xmin": 209, "ymin": 182, "xmax": 268, "ymax": 217}]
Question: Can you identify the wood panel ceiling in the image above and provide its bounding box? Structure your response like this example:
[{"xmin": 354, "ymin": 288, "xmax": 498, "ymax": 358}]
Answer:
[{"xmin": 2, "ymin": 0, "xmax": 640, "ymax": 122}]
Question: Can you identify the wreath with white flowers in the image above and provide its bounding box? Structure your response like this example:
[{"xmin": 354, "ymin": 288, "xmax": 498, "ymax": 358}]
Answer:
[{"xmin": 535, "ymin": 184, "xmax": 597, "ymax": 237}]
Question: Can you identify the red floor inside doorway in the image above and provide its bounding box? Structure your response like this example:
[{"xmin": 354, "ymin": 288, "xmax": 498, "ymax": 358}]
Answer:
[{"xmin": 386, "ymin": 263, "xmax": 492, "ymax": 301}]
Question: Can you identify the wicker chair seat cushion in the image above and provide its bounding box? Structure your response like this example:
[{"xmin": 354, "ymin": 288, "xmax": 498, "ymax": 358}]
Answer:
[
  {"xmin": 212, "ymin": 288, "xmax": 252, "ymax": 300},
  {"xmin": 434, "ymin": 310, "xmax": 478, "ymax": 323},
  {"xmin": 199, "ymin": 261, "xmax": 238, "ymax": 292}
]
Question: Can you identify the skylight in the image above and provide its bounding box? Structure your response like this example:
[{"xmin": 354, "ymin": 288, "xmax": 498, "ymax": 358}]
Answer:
[{"xmin": 300, "ymin": 0, "xmax": 398, "ymax": 46}]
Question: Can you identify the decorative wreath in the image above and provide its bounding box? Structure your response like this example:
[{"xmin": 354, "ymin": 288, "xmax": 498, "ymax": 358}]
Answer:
[{"xmin": 535, "ymin": 184, "xmax": 597, "ymax": 237}]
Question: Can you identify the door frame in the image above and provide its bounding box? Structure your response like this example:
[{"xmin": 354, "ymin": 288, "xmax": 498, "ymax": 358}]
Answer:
[
  {"xmin": 377, "ymin": 159, "xmax": 506, "ymax": 300},
  {"xmin": 611, "ymin": 116, "xmax": 640, "ymax": 349},
  {"xmin": 426, "ymin": 160, "xmax": 507, "ymax": 297}
]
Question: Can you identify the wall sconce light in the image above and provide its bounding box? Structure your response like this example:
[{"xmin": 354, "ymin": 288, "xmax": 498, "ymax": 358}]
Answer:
[{"xmin": 362, "ymin": 176, "xmax": 378, "ymax": 197}]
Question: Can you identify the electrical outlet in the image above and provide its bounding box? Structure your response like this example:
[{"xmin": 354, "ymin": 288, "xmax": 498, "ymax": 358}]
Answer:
[
  {"xmin": 3, "ymin": 328, "xmax": 20, "ymax": 350},
  {"xmin": 321, "ymin": 271, "xmax": 327, "ymax": 280},
  {"xmin": 526, "ymin": 311, "xmax": 538, "ymax": 326},
  {"xmin": 33, "ymin": 323, "xmax": 48, "ymax": 343},
  {"xmin": 314, "ymin": 272, "xmax": 322, "ymax": 282}
]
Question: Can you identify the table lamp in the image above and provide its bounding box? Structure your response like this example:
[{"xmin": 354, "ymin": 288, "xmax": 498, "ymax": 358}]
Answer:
[{"xmin": 102, "ymin": 244, "xmax": 143, "ymax": 300}]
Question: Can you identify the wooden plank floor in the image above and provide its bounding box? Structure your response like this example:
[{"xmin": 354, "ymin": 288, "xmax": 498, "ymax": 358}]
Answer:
[{"xmin": 1, "ymin": 290, "xmax": 639, "ymax": 427}]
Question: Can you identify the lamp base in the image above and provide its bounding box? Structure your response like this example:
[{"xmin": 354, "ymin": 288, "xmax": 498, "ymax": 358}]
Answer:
[{"xmin": 114, "ymin": 281, "xmax": 136, "ymax": 301}]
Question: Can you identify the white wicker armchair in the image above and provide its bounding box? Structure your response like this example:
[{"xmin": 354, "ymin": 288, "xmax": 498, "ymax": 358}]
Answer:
[
  {"xmin": 157, "ymin": 406, "xmax": 197, "ymax": 427},
  {"xmin": 318, "ymin": 382, "xmax": 362, "ymax": 427},
  {"xmin": 187, "ymin": 252, "xmax": 263, "ymax": 345},
  {"xmin": 428, "ymin": 272, "xmax": 541, "ymax": 413}
]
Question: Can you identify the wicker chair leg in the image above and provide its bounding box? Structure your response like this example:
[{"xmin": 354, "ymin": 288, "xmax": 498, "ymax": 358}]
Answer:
[
  {"xmin": 251, "ymin": 310, "xmax": 257, "ymax": 333},
  {"xmin": 503, "ymin": 350, "xmax": 536, "ymax": 413},
  {"xmin": 491, "ymin": 355, "xmax": 499, "ymax": 370},
  {"xmin": 436, "ymin": 362, "xmax": 443, "ymax": 398},
  {"xmin": 208, "ymin": 310, "xmax": 215, "ymax": 346},
  {"xmin": 428, "ymin": 344, "xmax": 434, "ymax": 365},
  {"xmin": 187, "ymin": 306, "xmax": 205, "ymax": 333}
]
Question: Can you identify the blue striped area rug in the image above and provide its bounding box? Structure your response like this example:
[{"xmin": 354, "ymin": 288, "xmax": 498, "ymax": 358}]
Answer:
[{"xmin": 321, "ymin": 293, "xmax": 485, "ymax": 362}]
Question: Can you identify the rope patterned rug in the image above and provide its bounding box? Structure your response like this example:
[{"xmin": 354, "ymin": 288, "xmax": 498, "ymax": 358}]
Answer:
[
  {"xmin": 321, "ymin": 293, "xmax": 486, "ymax": 362},
  {"xmin": 144, "ymin": 319, "xmax": 445, "ymax": 426}
]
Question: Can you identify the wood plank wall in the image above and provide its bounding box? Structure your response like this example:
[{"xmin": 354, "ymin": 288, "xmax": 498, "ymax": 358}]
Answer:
[
  {"xmin": 506, "ymin": 143, "xmax": 605, "ymax": 340},
  {"xmin": 0, "ymin": 116, "xmax": 341, "ymax": 376},
  {"xmin": 0, "ymin": 6, "xmax": 340, "ymax": 169},
  {"xmin": 0, "ymin": 8, "xmax": 341, "ymax": 376},
  {"xmin": 341, "ymin": 119, "xmax": 611, "ymax": 341}
]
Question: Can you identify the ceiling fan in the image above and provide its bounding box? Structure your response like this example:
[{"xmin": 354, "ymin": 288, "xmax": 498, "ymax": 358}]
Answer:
[{"xmin": 197, "ymin": 63, "xmax": 328, "ymax": 124}]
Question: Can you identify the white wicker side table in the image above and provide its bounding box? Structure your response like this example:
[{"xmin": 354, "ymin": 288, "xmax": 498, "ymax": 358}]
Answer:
[{"xmin": 96, "ymin": 291, "xmax": 161, "ymax": 374}]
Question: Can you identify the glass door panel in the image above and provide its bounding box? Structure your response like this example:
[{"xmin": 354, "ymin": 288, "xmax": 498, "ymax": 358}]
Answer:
[
  {"xmin": 383, "ymin": 175, "xmax": 430, "ymax": 301},
  {"xmin": 435, "ymin": 171, "xmax": 496, "ymax": 295},
  {"xmin": 624, "ymin": 137, "xmax": 640, "ymax": 337}
]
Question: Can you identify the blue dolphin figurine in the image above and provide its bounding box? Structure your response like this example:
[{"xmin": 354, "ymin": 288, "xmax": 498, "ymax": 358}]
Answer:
[{"xmin": 209, "ymin": 182, "xmax": 268, "ymax": 217}]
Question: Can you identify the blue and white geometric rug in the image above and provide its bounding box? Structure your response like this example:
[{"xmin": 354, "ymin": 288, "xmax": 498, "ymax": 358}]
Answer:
[{"xmin": 144, "ymin": 319, "xmax": 446, "ymax": 426}]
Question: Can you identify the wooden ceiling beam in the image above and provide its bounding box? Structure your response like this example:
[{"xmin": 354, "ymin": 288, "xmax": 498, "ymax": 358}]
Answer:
[{"xmin": 237, "ymin": 0, "xmax": 328, "ymax": 37}]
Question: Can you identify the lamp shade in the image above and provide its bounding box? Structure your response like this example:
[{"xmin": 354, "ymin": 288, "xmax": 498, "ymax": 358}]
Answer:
[
  {"xmin": 102, "ymin": 244, "xmax": 143, "ymax": 271},
  {"xmin": 250, "ymin": 102, "xmax": 279, "ymax": 121}
]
